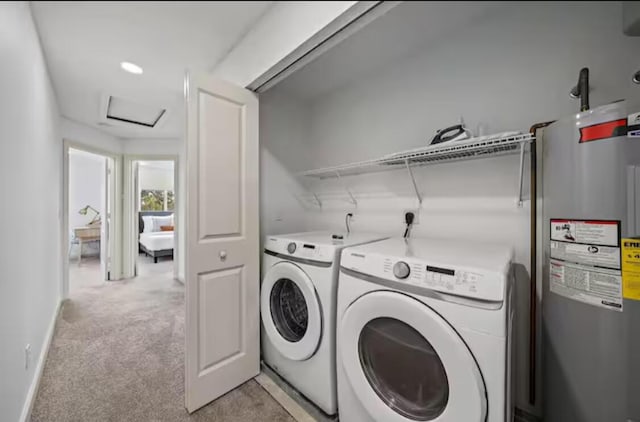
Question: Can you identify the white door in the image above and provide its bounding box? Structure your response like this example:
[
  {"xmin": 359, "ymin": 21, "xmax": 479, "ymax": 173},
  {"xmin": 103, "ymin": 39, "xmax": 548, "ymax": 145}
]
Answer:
[
  {"xmin": 184, "ymin": 73, "xmax": 260, "ymax": 413},
  {"xmin": 261, "ymin": 262, "xmax": 322, "ymax": 360},
  {"xmin": 339, "ymin": 291, "xmax": 486, "ymax": 422}
]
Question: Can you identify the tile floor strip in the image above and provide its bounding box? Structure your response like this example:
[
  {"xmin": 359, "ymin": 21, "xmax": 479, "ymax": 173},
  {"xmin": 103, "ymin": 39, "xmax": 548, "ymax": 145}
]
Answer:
[{"xmin": 255, "ymin": 372, "xmax": 317, "ymax": 422}]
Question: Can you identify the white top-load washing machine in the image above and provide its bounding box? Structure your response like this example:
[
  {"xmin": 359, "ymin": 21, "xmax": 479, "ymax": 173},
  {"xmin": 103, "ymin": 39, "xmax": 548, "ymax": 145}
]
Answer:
[
  {"xmin": 261, "ymin": 231, "xmax": 388, "ymax": 415},
  {"xmin": 337, "ymin": 237, "xmax": 514, "ymax": 422}
]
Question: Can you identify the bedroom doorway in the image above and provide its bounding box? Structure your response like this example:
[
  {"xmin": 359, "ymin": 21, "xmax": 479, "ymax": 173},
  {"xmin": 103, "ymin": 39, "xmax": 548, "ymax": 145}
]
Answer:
[
  {"xmin": 63, "ymin": 142, "xmax": 118, "ymax": 297},
  {"xmin": 136, "ymin": 160, "xmax": 175, "ymax": 275},
  {"xmin": 123, "ymin": 155, "xmax": 180, "ymax": 281}
]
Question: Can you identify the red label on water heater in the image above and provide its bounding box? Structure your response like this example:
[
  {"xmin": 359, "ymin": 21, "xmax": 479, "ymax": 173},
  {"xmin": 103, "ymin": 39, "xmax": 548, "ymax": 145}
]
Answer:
[{"xmin": 579, "ymin": 118, "xmax": 628, "ymax": 143}]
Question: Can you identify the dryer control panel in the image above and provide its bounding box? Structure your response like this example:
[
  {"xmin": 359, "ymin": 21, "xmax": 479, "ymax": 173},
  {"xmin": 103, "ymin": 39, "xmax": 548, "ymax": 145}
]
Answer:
[{"xmin": 344, "ymin": 252, "xmax": 507, "ymax": 302}]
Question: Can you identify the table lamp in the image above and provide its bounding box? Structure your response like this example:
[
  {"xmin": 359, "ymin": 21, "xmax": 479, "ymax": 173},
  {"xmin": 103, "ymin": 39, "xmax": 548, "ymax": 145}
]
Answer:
[{"xmin": 78, "ymin": 205, "xmax": 101, "ymax": 226}]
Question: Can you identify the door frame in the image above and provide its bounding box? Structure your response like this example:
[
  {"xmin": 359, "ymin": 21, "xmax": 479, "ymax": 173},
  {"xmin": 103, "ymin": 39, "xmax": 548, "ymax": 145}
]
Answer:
[
  {"xmin": 62, "ymin": 139, "xmax": 122, "ymax": 299},
  {"xmin": 123, "ymin": 154, "xmax": 180, "ymax": 280}
]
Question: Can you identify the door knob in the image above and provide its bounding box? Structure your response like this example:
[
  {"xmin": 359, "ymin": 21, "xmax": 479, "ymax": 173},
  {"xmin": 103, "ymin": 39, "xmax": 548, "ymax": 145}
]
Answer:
[{"xmin": 219, "ymin": 250, "xmax": 227, "ymax": 261}]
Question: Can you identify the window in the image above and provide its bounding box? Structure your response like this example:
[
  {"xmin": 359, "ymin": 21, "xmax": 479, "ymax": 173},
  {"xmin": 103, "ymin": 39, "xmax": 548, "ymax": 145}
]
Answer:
[{"xmin": 140, "ymin": 190, "xmax": 174, "ymax": 211}]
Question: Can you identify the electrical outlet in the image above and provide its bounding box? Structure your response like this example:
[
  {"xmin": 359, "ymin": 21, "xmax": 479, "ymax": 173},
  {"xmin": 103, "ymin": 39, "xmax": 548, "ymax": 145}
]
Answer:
[
  {"xmin": 25, "ymin": 344, "xmax": 31, "ymax": 370},
  {"xmin": 404, "ymin": 209, "xmax": 420, "ymax": 225}
]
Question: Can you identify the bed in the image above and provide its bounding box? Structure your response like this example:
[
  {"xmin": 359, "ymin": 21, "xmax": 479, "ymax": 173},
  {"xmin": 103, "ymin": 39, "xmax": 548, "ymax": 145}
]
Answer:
[{"xmin": 139, "ymin": 211, "xmax": 174, "ymax": 263}]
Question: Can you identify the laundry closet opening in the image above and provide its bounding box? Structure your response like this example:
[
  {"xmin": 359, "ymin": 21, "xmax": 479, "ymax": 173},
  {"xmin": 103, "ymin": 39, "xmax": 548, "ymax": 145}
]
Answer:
[{"xmin": 257, "ymin": 1, "xmax": 636, "ymax": 420}]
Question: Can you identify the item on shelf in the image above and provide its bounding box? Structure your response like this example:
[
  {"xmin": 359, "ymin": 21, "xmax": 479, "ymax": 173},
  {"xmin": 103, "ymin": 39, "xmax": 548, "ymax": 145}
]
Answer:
[
  {"xmin": 430, "ymin": 123, "xmax": 473, "ymax": 145},
  {"xmin": 382, "ymin": 131, "xmax": 522, "ymax": 163}
]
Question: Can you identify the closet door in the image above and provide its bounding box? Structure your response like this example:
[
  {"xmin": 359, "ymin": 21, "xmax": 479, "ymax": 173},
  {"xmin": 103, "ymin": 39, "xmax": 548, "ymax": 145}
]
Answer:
[{"xmin": 184, "ymin": 72, "xmax": 260, "ymax": 413}]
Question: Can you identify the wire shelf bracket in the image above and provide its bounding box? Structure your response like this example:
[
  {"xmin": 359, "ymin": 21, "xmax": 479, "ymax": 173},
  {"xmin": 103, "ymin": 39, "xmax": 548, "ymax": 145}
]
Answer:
[
  {"xmin": 405, "ymin": 159, "xmax": 423, "ymax": 205},
  {"xmin": 336, "ymin": 171, "xmax": 357, "ymax": 206},
  {"xmin": 312, "ymin": 192, "xmax": 322, "ymax": 208}
]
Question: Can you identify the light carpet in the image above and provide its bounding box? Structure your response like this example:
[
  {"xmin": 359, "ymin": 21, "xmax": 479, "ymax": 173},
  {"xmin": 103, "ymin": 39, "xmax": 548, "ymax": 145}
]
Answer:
[{"xmin": 31, "ymin": 258, "xmax": 295, "ymax": 422}]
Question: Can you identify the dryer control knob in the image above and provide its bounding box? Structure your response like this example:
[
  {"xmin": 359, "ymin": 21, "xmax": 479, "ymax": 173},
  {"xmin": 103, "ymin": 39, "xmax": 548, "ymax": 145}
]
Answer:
[
  {"xmin": 287, "ymin": 242, "xmax": 297, "ymax": 254},
  {"xmin": 393, "ymin": 261, "xmax": 411, "ymax": 279}
]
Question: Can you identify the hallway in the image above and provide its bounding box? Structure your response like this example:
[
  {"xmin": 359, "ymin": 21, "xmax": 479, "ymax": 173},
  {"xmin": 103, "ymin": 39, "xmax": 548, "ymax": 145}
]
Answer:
[{"xmin": 31, "ymin": 262, "xmax": 294, "ymax": 421}]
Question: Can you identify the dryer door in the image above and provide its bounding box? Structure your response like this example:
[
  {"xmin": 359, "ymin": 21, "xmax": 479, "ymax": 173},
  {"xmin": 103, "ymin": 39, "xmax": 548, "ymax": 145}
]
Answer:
[
  {"xmin": 261, "ymin": 262, "xmax": 322, "ymax": 361},
  {"xmin": 340, "ymin": 291, "xmax": 486, "ymax": 422}
]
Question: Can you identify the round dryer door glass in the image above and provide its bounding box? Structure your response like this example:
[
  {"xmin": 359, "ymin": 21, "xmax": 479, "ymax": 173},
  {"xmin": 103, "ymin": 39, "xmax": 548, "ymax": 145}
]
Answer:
[
  {"xmin": 270, "ymin": 278, "xmax": 308, "ymax": 342},
  {"xmin": 358, "ymin": 317, "xmax": 449, "ymax": 421}
]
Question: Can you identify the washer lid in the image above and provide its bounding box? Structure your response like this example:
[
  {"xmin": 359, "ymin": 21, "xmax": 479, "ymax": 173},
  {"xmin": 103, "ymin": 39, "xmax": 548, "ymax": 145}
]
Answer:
[
  {"xmin": 340, "ymin": 291, "xmax": 486, "ymax": 422},
  {"xmin": 261, "ymin": 262, "xmax": 322, "ymax": 361}
]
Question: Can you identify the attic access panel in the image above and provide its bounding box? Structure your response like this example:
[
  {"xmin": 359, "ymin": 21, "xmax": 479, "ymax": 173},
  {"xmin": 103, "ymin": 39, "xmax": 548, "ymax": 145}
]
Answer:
[{"xmin": 106, "ymin": 96, "xmax": 166, "ymax": 128}]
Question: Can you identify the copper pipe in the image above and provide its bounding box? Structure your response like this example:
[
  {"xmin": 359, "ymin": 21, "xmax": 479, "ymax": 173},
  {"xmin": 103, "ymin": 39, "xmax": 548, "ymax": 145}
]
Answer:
[{"xmin": 528, "ymin": 120, "xmax": 555, "ymax": 406}]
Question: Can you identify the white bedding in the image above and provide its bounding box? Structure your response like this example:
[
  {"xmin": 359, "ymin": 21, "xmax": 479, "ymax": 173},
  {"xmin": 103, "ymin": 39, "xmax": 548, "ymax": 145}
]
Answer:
[{"xmin": 140, "ymin": 231, "xmax": 174, "ymax": 251}]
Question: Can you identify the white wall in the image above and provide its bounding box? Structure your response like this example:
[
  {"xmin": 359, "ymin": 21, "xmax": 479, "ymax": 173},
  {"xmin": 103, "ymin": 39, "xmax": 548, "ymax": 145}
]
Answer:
[
  {"xmin": 262, "ymin": 2, "xmax": 640, "ymax": 416},
  {"xmin": 69, "ymin": 150, "xmax": 106, "ymax": 257},
  {"xmin": 305, "ymin": 2, "xmax": 639, "ymax": 169},
  {"xmin": 259, "ymin": 89, "xmax": 311, "ymax": 241},
  {"xmin": 61, "ymin": 117, "xmax": 123, "ymax": 153},
  {"xmin": 122, "ymin": 138, "xmax": 181, "ymax": 155},
  {"xmin": 0, "ymin": 3, "xmax": 62, "ymax": 421}
]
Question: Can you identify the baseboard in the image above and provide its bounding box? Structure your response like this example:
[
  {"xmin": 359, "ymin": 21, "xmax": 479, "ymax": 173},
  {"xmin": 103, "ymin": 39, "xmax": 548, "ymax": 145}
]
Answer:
[
  {"xmin": 259, "ymin": 362, "xmax": 336, "ymax": 422},
  {"xmin": 255, "ymin": 373, "xmax": 316, "ymax": 422},
  {"xmin": 19, "ymin": 299, "xmax": 62, "ymax": 422},
  {"xmin": 515, "ymin": 406, "xmax": 542, "ymax": 422}
]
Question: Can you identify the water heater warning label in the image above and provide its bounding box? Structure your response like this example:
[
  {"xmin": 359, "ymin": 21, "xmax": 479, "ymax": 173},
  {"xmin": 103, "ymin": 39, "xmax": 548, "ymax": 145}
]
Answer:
[
  {"xmin": 622, "ymin": 238, "xmax": 640, "ymax": 301},
  {"xmin": 549, "ymin": 219, "xmax": 622, "ymax": 311},
  {"xmin": 628, "ymin": 112, "xmax": 640, "ymax": 138},
  {"xmin": 550, "ymin": 219, "xmax": 620, "ymax": 246}
]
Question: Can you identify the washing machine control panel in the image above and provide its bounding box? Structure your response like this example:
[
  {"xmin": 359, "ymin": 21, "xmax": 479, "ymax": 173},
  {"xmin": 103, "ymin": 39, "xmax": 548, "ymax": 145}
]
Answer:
[
  {"xmin": 423, "ymin": 265, "xmax": 487, "ymax": 298},
  {"xmin": 344, "ymin": 253, "xmax": 506, "ymax": 302},
  {"xmin": 265, "ymin": 237, "xmax": 335, "ymax": 264},
  {"xmin": 393, "ymin": 261, "xmax": 411, "ymax": 279}
]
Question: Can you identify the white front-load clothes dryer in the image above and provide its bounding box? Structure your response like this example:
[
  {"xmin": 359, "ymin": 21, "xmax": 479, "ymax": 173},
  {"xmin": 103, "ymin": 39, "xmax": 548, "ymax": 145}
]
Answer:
[
  {"xmin": 337, "ymin": 237, "xmax": 515, "ymax": 422},
  {"xmin": 261, "ymin": 231, "xmax": 388, "ymax": 415}
]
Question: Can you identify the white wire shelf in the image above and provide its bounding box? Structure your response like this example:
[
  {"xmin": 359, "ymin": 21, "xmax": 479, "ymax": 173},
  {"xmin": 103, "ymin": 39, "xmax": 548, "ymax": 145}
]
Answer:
[
  {"xmin": 300, "ymin": 133, "xmax": 534, "ymax": 178},
  {"xmin": 298, "ymin": 132, "xmax": 535, "ymax": 208}
]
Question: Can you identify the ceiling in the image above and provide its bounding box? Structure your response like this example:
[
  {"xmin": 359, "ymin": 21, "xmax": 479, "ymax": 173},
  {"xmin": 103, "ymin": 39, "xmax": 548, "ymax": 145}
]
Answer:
[
  {"xmin": 31, "ymin": 1, "xmax": 273, "ymax": 139},
  {"xmin": 273, "ymin": 1, "xmax": 504, "ymax": 102}
]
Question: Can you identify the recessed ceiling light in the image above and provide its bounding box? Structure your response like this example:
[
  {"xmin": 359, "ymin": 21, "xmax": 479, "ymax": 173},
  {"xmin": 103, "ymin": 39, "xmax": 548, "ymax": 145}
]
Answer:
[{"xmin": 120, "ymin": 61, "xmax": 143, "ymax": 75}]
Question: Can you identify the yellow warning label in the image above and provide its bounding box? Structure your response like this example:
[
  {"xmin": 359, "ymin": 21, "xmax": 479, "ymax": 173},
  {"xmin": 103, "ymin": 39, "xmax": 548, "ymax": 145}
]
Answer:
[{"xmin": 622, "ymin": 238, "xmax": 640, "ymax": 300}]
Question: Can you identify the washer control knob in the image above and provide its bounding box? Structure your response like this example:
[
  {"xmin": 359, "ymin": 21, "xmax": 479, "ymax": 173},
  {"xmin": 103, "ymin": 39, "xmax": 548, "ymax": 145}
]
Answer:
[
  {"xmin": 393, "ymin": 261, "xmax": 411, "ymax": 279},
  {"xmin": 287, "ymin": 242, "xmax": 297, "ymax": 254}
]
